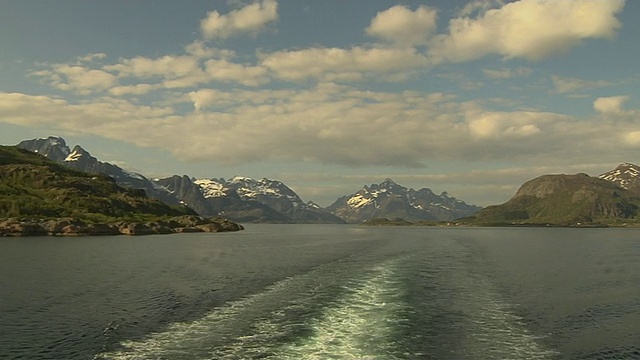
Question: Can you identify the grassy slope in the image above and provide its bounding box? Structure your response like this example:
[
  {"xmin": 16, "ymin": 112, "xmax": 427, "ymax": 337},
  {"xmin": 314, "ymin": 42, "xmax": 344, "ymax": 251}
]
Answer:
[
  {"xmin": 0, "ymin": 146, "xmax": 195, "ymax": 223},
  {"xmin": 468, "ymin": 174, "xmax": 640, "ymax": 226}
]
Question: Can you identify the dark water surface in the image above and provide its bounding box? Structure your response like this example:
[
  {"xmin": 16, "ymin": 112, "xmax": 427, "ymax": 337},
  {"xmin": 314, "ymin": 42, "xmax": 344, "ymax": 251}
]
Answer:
[{"xmin": 1, "ymin": 225, "xmax": 639, "ymax": 359}]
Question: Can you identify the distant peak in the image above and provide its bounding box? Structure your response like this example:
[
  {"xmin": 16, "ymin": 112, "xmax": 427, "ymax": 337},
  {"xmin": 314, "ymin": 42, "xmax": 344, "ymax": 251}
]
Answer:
[
  {"xmin": 229, "ymin": 175, "xmax": 254, "ymax": 183},
  {"xmin": 619, "ymin": 162, "xmax": 640, "ymax": 168},
  {"xmin": 71, "ymin": 144, "xmax": 89, "ymax": 153},
  {"xmin": 44, "ymin": 135, "xmax": 65, "ymax": 143}
]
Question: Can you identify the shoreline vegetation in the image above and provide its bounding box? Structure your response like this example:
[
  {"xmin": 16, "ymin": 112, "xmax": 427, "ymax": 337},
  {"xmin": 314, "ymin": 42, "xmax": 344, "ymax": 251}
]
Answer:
[
  {"xmin": 359, "ymin": 217, "xmax": 624, "ymax": 228},
  {"xmin": 0, "ymin": 215, "xmax": 243, "ymax": 237}
]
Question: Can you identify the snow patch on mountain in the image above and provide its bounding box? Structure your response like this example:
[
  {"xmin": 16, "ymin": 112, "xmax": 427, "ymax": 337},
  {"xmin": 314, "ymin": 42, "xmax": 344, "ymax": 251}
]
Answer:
[
  {"xmin": 347, "ymin": 194, "xmax": 374, "ymax": 209},
  {"xmin": 194, "ymin": 179, "xmax": 227, "ymax": 198},
  {"xmin": 328, "ymin": 178, "xmax": 482, "ymax": 223},
  {"xmin": 64, "ymin": 148, "xmax": 82, "ymax": 162},
  {"xmin": 599, "ymin": 163, "xmax": 640, "ymax": 190}
]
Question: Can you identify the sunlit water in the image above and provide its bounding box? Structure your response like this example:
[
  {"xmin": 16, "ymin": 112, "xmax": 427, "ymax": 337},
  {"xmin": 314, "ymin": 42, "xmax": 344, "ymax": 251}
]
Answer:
[{"xmin": 1, "ymin": 225, "xmax": 639, "ymax": 359}]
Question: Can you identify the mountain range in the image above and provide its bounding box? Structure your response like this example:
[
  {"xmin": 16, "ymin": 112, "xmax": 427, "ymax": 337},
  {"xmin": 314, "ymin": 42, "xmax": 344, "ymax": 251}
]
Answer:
[
  {"xmin": 327, "ymin": 178, "xmax": 482, "ymax": 223},
  {"xmin": 16, "ymin": 136, "xmax": 482, "ymax": 224}
]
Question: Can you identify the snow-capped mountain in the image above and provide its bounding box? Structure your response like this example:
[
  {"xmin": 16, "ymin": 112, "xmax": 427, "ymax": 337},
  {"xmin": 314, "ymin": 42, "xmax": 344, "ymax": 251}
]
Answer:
[
  {"xmin": 327, "ymin": 178, "xmax": 482, "ymax": 223},
  {"xmin": 17, "ymin": 136, "xmax": 343, "ymax": 223},
  {"xmin": 599, "ymin": 163, "xmax": 640, "ymax": 194},
  {"xmin": 156, "ymin": 175, "xmax": 345, "ymax": 223},
  {"xmin": 17, "ymin": 137, "xmax": 178, "ymax": 205}
]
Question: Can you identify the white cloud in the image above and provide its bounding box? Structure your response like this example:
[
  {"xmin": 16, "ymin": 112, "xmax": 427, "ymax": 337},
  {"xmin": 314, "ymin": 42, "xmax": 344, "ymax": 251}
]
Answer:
[
  {"xmin": 3, "ymin": 86, "xmax": 639, "ymax": 170},
  {"xmin": 0, "ymin": 93, "xmax": 173, "ymax": 131},
  {"xmin": 365, "ymin": 5, "xmax": 438, "ymax": 46},
  {"xmin": 467, "ymin": 111, "xmax": 550, "ymax": 139},
  {"xmin": 457, "ymin": 0, "xmax": 505, "ymax": 17},
  {"xmin": 76, "ymin": 53, "xmax": 107, "ymax": 63},
  {"xmin": 104, "ymin": 55, "xmax": 210, "ymax": 89},
  {"xmin": 108, "ymin": 84, "xmax": 158, "ymax": 96},
  {"xmin": 482, "ymin": 67, "xmax": 532, "ymax": 79},
  {"xmin": 31, "ymin": 65, "xmax": 117, "ymax": 95},
  {"xmin": 624, "ymin": 131, "xmax": 640, "ymax": 146},
  {"xmin": 594, "ymin": 96, "xmax": 629, "ymax": 114},
  {"xmin": 105, "ymin": 55, "xmax": 201, "ymax": 79},
  {"xmin": 184, "ymin": 41, "xmax": 236, "ymax": 59},
  {"xmin": 201, "ymin": 0, "xmax": 278, "ymax": 39},
  {"xmin": 204, "ymin": 59, "xmax": 267, "ymax": 86},
  {"xmin": 260, "ymin": 46, "xmax": 429, "ymax": 81},
  {"xmin": 430, "ymin": 0, "xmax": 625, "ymax": 63},
  {"xmin": 552, "ymin": 75, "xmax": 611, "ymax": 94}
]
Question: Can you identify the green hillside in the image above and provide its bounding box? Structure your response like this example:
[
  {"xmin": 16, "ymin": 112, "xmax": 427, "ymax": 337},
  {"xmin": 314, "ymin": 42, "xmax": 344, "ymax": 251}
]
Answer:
[
  {"xmin": 466, "ymin": 173, "xmax": 640, "ymax": 226},
  {"xmin": 0, "ymin": 145, "xmax": 194, "ymax": 223}
]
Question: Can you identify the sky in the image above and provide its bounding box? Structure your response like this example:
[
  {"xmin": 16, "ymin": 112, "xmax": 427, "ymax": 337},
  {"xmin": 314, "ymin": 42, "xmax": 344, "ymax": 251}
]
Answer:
[{"xmin": 1, "ymin": 0, "xmax": 639, "ymax": 207}]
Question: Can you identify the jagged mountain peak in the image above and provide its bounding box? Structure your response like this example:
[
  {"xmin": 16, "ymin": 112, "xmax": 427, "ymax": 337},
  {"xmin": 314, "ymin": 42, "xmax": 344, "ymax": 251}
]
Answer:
[
  {"xmin": 381, "ymin": 178, "xmax": 397, "ymax": 185},
  {"xmin": 599, "ymin": 162, "xmax": 640, "ymax": 194},
  {"xmin": 160, "ymin": 174, "xmax": 344, "ymax": 223},
  {"xmin": 17, "ymin": 136, "xmax": 70, "ymax": 161},
  {"xmin": 18, "ymin": 136, "xmax": 178, "ymax": 206},
  {"xmin": 362, "ymin": 178, "xmax": 408, "ymax": 196},
  {"xmin": 327, "ymin": 180, "xmax": 481, "ymax": 223},
  {"xmin": 41, "ymin": 136, "xmax": 66, "ymax": 147}
]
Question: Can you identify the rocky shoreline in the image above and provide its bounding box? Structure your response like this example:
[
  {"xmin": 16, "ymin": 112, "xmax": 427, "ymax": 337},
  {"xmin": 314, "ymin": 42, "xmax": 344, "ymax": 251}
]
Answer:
[{"xmin": 0, "ymin": 215, "xmax": 244, "ymax": 237}]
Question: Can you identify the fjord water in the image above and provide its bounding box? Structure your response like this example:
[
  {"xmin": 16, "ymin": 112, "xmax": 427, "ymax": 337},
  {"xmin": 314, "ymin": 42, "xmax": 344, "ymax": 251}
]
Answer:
[{"xmin": 1, "ymin": 226, "xmax": 639, "ymax": 360}]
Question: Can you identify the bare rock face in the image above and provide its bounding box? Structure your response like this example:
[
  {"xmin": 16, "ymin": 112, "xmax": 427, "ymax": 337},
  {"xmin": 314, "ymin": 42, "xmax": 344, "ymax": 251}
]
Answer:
[
  {"xmin": 85, "ymin": 223, "xmax": 120, "ymax": 236},
  {"xmin": 0, "ymin": 216, "xmax": 243, "ymax": 237},
  {"xmin": 41, "ymin": 218, "xmax": 87, "ymax": 235},
  {"xmin": 0, "ymin": 219, "xmax": 47, "ymax": 236},
  {"xmin": 117, "ymin": 223, "xmax": 155, "ymax": 236}
]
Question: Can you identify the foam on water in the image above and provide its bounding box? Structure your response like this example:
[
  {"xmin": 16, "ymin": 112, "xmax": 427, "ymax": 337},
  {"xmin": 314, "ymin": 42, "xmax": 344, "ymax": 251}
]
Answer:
[
  {"xmin": 94, "ymin": 247, "xmax": 560, "ymax": 360},
  {"xmin": 93, "ymin": 256, "xmax": 409, "ymax": 360},
  {"xmin": 252, "ymin": 258, "xmax": 409, "ymax": 359}
]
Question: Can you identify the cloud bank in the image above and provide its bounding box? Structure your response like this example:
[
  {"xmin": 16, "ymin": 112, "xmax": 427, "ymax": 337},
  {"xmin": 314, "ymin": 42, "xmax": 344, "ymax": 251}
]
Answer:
[{"xmin": 6, "ymin": 0, "xmax": 636, "ymax": 174}]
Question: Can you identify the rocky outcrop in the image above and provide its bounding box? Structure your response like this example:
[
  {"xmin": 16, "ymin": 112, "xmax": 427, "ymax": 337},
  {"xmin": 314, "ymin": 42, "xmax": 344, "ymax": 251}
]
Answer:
[{"xmin": 0, "ymin": 216, "xmax": 244, "ymax": 237}]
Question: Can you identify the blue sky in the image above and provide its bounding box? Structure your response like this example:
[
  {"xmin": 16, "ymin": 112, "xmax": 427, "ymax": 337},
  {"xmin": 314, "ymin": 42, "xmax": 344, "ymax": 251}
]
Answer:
[{"xmin": 1, "ymin": 0, "xmax": 639, "ymax": 206}]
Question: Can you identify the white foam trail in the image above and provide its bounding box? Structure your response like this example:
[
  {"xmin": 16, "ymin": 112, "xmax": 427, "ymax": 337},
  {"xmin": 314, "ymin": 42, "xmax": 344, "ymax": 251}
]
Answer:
[
  {"xmin": 94, "ymin": 257, "xmax": 409, "ymax": 360},
  {"xmin": 241, "ymin": 258, "xmax": 409, "ymax": 359},
  {"xmin": 93, "ymin": 274, "xmax": 310, "ymax": 360}
]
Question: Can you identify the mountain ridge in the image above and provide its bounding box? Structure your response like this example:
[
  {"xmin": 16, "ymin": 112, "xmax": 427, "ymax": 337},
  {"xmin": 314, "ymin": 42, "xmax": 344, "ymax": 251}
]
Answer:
[
  {"xmin": 0, "ymin": 145, "xmax": 243, "ymax": 236},
  {"xmin": 327, "ymin": 178, "xmax": 482, "ymax": 223},
  {"xmin": 17, "ymin": 137, "xmax": 345, "ymax": 223}
]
